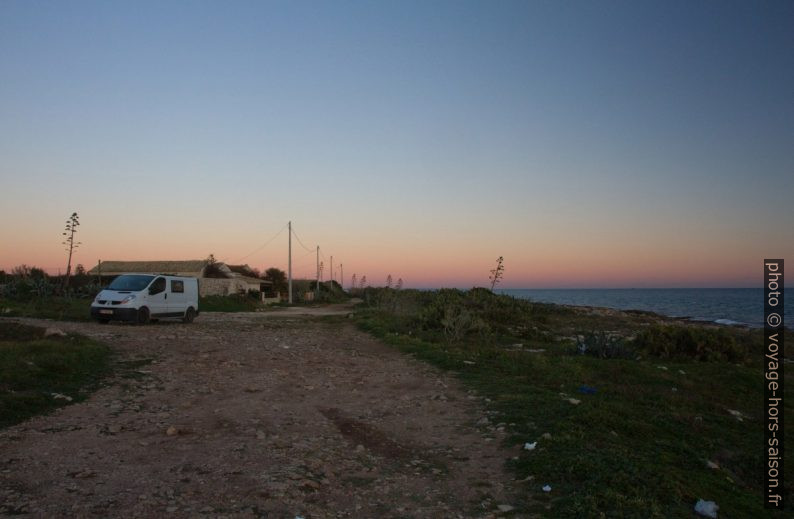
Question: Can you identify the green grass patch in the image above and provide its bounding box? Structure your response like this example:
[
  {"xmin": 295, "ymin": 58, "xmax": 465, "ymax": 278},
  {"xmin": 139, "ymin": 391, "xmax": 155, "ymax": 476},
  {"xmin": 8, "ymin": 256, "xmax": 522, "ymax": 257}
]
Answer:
[
  {"xmin": 0, "ymin": 296, "xmax": 93, "ymax": 321},
  {"xmin": 354, "ymin": 290, "xmax": 792, "ymax": 517},
  {"xmin": 199, "ymin": 294, "xmax": 264, "ymax": 312},
  {"xmin": 0, "ymin": 321, "xmax": 112, "ymax": 428}
]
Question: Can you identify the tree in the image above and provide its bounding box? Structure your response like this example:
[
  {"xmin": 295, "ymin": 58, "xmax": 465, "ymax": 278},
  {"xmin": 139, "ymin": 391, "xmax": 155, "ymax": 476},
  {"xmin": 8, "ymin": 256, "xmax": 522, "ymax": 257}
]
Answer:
[
  {"xmin": 204, "ymin": 254, "xmax": 226, "ymax": 278},
  {"xmin": 396, "ymin": 278, "xmax": 403, "ymax": 290},
  {"xmin": 489, "ymin": 256, "xmax": 504, "ymax": 292},
  {"xmin": 228, "ymin": 264, "xmax": 260, "ymax": 278},
  {"xmin": 350, "ymin": 274, "xmax": 357, "ymax": 292},
  {"xmin": 62, "ymin": 212, "xmax": 80, "ymax": 289},
  {"xmin": 75, "ymin": 264, "xmax": 86, "ymax": 276},
  {"xmin": 264, "ymin": 267, "xmax": 287, "ymax": 293},
  {"xmin": 12, "ymin": 264, "xmax": 47, "ymax": 279},
  {"xmin": 360, "ymin": 275, "xmax": 367, "ymax": 289},
  {"xmin": 386, "ymin": 274, "xmax": 393, "ymax": 288}
]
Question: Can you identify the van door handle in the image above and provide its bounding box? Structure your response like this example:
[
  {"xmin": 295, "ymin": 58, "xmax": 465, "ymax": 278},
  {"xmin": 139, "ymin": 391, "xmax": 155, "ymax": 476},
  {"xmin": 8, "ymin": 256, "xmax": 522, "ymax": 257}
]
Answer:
[{"xmin": 165, "ymin": 293, "xmax": 168, "ymax": 300}]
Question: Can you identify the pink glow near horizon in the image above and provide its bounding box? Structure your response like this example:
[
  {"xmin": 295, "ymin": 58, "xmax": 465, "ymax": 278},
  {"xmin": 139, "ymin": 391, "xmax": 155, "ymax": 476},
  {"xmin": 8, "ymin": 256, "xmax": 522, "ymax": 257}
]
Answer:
[{"xmin": 0, "ymin": 222, "xmax": 768, "ymax": 289}]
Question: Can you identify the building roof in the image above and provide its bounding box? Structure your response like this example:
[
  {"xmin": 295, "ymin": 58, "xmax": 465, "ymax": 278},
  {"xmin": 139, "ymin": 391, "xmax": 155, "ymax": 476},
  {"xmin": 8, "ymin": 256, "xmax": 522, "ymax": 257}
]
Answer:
[
  {"xmin": 88, "ymin": 260, "xmax": 209, "ymax": 276},
  {"xmin": 237, "ymin": 275, "xmax": 272, "ymax": 286}
]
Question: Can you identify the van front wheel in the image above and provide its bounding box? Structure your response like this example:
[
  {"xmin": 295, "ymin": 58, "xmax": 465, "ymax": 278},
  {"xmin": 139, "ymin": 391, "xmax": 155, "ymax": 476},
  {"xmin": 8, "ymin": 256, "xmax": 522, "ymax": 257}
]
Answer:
[
  {"xmin": 183, "ymin": 307, "xmax": 196, "ymax": 324},
  {"xmin": 137, "ymin": 307, "xmax": 150, "ymax": 325}
]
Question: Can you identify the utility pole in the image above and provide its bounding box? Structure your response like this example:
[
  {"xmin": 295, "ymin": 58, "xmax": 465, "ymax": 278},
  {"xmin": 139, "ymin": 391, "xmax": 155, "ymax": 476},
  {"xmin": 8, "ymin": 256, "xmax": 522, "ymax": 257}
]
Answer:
[
  {"xmin": 330, "ymin": 255, "xmax": 334, "ymax": 284},
  {"xmin": 288, "ymin": 221, "xmax": 292, "ymax": 304},
  {"xmin": 340, "ymin": 263, "xmax": 343, "ymax": 290},
  {"xmin": 316, "ymin": 246, "xmax": 320, "ymax": 298}
]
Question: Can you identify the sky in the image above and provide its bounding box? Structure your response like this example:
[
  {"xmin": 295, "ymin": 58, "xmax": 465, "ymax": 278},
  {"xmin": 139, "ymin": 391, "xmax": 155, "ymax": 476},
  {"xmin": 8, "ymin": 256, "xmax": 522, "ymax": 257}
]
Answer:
[{"xmin": 1, "ymin": 0, "xmax": 792, "ymax": 288}]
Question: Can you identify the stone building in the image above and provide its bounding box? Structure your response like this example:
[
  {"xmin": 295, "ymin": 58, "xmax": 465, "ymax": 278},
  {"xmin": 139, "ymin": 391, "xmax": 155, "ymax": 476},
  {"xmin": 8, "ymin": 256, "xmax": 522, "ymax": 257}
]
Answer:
[{"xmin": 87, "ymin": 260, "xmax": 272, "ymax": 297}]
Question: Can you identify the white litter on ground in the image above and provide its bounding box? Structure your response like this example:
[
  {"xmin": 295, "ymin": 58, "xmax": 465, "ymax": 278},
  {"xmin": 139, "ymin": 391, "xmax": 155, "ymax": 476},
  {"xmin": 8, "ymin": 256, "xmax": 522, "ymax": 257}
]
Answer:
[
  {"xmin": 694, "ymin": 499, "xmax": 718, "ymax": 518},
  {"xmin": 523, "ymin": 442, "xmax": 537, "ymax": 451},
  {"xmin": 727, "ymin": 409, "xmax": 745, "ymax": 422}
]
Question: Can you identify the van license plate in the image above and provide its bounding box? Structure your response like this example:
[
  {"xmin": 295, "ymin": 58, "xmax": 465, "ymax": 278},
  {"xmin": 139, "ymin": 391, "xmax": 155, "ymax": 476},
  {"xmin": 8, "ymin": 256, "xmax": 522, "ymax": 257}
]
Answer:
[{"xmin": 99, "ymin": 309, "xmax": 113, "ymax": 315}]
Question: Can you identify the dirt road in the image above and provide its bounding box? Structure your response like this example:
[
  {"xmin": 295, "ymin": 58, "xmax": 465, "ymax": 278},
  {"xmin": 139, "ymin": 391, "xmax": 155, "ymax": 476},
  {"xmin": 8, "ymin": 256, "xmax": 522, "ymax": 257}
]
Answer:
[{"xmin": 1, "ymin": 310, "xmax": 523, "ymax": 518}]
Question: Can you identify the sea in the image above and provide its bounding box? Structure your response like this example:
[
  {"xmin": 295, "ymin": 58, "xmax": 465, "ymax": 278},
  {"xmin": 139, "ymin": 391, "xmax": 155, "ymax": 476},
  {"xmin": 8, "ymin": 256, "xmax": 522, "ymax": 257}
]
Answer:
[{"xmin": 498, "ymin": 288, "xmax": 791, "ymax": 328}]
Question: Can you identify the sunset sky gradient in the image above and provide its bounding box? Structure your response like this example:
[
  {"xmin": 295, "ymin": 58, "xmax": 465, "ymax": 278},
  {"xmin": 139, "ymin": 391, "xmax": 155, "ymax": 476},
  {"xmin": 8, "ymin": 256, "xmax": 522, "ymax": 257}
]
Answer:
[{"xmin": 1, "ymin": 1, "xmax": 792, "ymax": 288}]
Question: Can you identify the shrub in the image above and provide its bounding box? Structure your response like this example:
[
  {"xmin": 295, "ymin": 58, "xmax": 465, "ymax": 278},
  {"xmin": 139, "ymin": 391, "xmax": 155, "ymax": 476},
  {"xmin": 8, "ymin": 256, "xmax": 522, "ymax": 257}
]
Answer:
[
  {"xmin": 575, "ymin": 331, "xmax": 632, "ymax": 359},
  {"xmin": 633, "ymin": 324, "xmax": 751, "ymax": 363}
]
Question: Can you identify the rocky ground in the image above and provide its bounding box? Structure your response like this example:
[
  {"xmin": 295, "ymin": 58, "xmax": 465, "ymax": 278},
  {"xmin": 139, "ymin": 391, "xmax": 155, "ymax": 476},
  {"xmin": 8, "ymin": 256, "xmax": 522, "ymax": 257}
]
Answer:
[{"xmin": 1, "ymin": 308, "xmax": 524, "ymax": 518}]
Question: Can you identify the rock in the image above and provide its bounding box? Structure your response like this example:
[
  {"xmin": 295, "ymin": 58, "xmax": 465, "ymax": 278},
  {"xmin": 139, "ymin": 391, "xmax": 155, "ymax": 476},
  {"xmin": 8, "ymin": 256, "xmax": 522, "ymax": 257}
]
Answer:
[
  {"xmin": 256, "ymin": 430, "xmax": 266, "ymax": 440},
  {"xmin": 44, "ymin": 327, "xmax": 67, "ymax": 337},
  {"xmin": 706, "ymin": 460, "xmax": 719, "ymax": 469},
  {"xmin": 541, "ymin": 433, "xmax": 552, "ymax": 440},
  {"xmin": 107, "ymin": 424, "xmax": 122, "ymax": 434},
  {"xmin": 523, "ymin": 442, "xmax": 537, "ymax": 451},
  {"xmin": 567, "ymin": 398, "xmax": 581, "ymax": 405},
  {"xmin": 497, "ymin": 504, "xmax": 514, "ymax": 512},
  {"xmin": 694, "ymin": 499, "xmax": 718, "ymax": 518},
  {"xmin": 542, "ymin": 484, "xmax": 551, "ymax": 492},
  {"xmin": 355, "ymin": 444, "xmax": 365, "ymax": 452},
  {"xmin": 166, "ymin": 426, "xmax": 179, "ymax": 436}
]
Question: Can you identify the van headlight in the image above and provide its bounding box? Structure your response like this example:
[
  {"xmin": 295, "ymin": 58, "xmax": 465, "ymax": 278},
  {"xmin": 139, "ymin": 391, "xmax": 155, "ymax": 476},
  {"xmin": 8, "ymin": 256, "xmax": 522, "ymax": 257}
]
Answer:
[{"xmin": 120, "ymin": 295, "xmax": 136, "ymax": 304}]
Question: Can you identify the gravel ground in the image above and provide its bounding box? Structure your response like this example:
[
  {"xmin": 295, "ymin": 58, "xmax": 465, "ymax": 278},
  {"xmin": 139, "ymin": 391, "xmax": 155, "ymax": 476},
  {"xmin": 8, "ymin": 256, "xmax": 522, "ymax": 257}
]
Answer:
[{"xmin": 1, "ymin": 310, "xmax": 525, "ymax": 518}]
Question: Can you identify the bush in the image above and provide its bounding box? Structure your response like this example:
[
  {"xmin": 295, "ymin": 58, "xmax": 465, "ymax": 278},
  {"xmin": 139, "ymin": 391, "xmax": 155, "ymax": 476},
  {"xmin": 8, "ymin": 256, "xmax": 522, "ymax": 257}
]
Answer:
[
  {"xmin": 356, "ymin": 287, "xmax": 559, "ymax": 345},
  {"xmin": 633, "ymin": 324, "xmax": 752, "ymax": 363},
  {"xmin": 575, "ymin": 330, "xmax": 632, "ymax": 359}
]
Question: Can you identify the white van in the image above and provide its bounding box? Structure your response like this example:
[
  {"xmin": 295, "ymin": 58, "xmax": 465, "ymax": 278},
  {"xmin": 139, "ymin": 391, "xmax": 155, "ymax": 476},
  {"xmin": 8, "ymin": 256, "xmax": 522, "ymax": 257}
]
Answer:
[{"xmin": 91, "ymin": 274, "xmax": 199, "ymax": 324}]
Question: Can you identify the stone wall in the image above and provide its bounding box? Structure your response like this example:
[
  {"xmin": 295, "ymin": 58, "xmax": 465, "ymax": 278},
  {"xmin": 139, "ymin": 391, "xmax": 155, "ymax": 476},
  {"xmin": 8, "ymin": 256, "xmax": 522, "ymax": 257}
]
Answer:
[
  {"xmin": 199, "ymin": 278, "xmax": 269, "ymax": 297},
  {"xmin": 199, "ymin": 278, "xmax": 234, "ymax": 297}
]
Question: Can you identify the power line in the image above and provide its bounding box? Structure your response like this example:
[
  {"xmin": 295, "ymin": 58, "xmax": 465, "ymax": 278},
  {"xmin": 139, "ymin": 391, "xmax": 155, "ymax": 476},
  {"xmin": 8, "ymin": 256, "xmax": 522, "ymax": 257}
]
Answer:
[
  {"xmin": 290, "ymin": 225, "xmax": 314, "ymax": 253},
  {"xmin": 234, "ymin": 223, "xmax": 288, "ymax": 263}
]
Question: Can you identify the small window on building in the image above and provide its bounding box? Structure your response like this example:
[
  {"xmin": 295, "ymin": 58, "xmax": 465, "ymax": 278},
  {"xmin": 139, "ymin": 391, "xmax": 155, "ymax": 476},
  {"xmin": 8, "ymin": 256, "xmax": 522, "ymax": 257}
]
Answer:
[{"xmin": 171, "ymin": 280, "xmax": 184, "ymax": 293}]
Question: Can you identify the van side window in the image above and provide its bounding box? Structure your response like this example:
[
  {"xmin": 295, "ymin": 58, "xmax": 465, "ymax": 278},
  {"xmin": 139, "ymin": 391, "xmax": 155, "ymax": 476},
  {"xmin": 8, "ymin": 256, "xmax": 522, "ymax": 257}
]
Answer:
[
  {"xmin": 150, "ymin": 277, "xmax": 166, "ymax": 295},
  {"xmin": 171, "ymin": 280, "xmax": 184, "ymax": 293}
]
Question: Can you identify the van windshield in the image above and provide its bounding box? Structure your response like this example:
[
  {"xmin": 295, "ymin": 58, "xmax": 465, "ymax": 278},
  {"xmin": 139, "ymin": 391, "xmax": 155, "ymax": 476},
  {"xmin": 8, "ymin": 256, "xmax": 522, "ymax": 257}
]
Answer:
[{"xmin": 107, "ymin": 275, "xmax": 155, "ymax": 291}]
